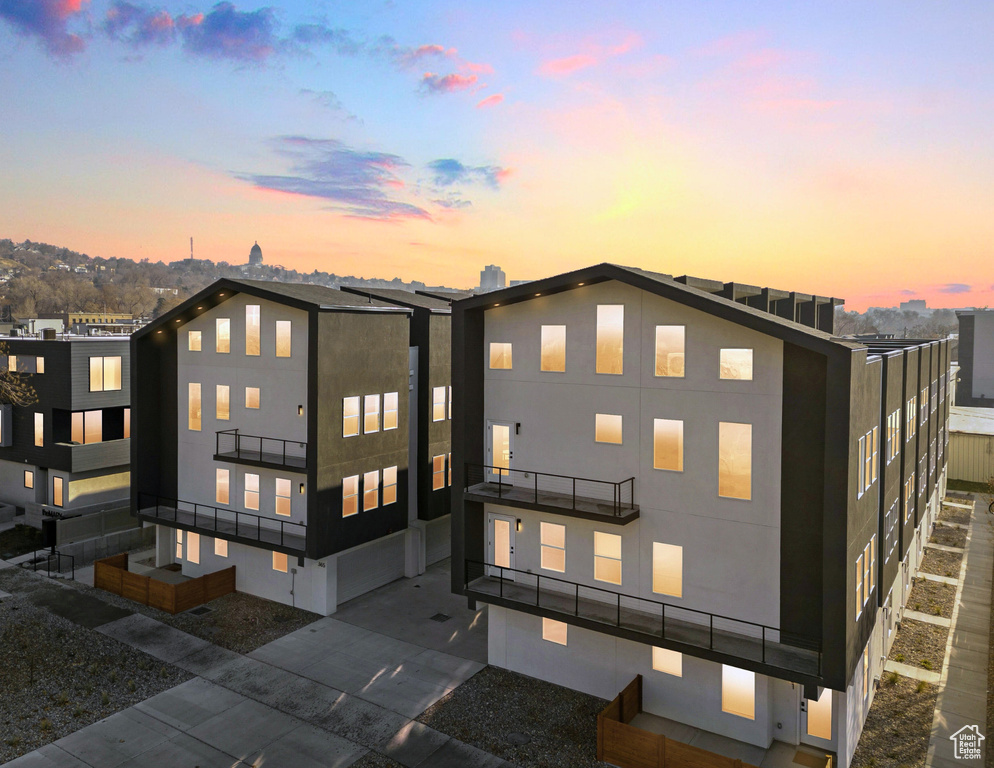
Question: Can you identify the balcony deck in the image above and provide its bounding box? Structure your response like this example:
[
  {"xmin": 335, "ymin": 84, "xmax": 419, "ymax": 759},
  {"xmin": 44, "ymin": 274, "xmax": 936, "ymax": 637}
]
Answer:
[
  {"xmin": 214, "ymin": 429, "xmax": 307, "ymax": 472},
  {"xmin": 213, "ymin": 447, "xmax": 307, "ymax": 471}
]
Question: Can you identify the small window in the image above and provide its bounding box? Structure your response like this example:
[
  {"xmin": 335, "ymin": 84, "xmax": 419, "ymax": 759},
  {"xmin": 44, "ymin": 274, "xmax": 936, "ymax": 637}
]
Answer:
[
  {"xmin": 243, "ymin": 473, "xmax": 259, "ymax": 510},
  {"xmin": 383, "ymin": 466, "xmax": 398, "ymax": 505},
  {"xmin": 364, "ymin": 394, "xmax": 380, "ymax": 433},
  {"xmin": 273, "ymin": 552, "xmax": 288, "ymax": 573},
  {"xmin": 721, "ymin": 666, "xmax": 755, "ymax": 720},
  {"xmin": 216, "ymin": 385, "xmax": 230, "ymax": 421},
  {"xmin": 342, "ymin": 475, "xmax": 359, "ymax": 517},
  {"xmin": 6, "ymin": 355, "xmax": 16, "ymax": 371},
  {"xmin": 187, "ymin": 532, "xmax": 200, "ymax": 564},
  {"xmin": 654, "ymin": 326, "xmax": 685, "ymax": 377},
  {"xmin": 214, "ymin": 538, "xmax": 228, "ymax": 557},
  {"xmin": 862, "ymin": 646, "xmax": 869, "ymax": 699},
  {"xmin": 540, "ymin": 522, "xmax": 566, "ymax": 572},
  {"xmin": 596, "ymin": 304, "xmax": 624, "ymax": 375},
  {"xmin": 542, "ymin": 617, "xmax": 568, "ymax": 646},
  {"xmin": 541, "ymin": 325, "xmax": 566, "ymax": 372},
  {"xmin": 34, "ymin": 412, "xmax": 43, "ymax": 447},
  {"xmin": 384, "ymin": 392, "xmax": 398, "ymax": 430},
  {"xmin": 363, "ymin": 470, "xmax": 380, "ymax": 511},
  {"xmin": 432, "ymin": 455, "xmax": 445, "ymax": 491},
  {"xmin": 275, "ymin": 320, "xmax": 291, "ymax": 357},
  {"xmin": 594, "ymin": 531, "xmax": 622, "ymax": 585},
  {"xmin": 216, "ymin": 468, "xmax": 230, "ymax": 505},
  {"xmin": 89, "ymin": 356, "xmax": 122, "ymax": 391},
  {"xmin": 245, "ymin": 305, "xmax": 261, "ymax": 356},
  {"xmin": 52, "ymin": 476, "xmax": 64, "ymax": 507},
  {"xmin": 216, "ymin": 318, "xmax": 230, "ymax": 353},
  {"xmin": 652, "ymin": 647, "xmax": 682, "ymax": 677},
  {"xmin": 448, "ymin": 452, "xmax": 452, "ymax": 486},
  {"xmin": 245, "ymin": 387, "xmax": 261, "ymax": 409},
  {"xmin": 275, "ymin": 478, "xmax": 291, "ymax": 517},
  {"xmin": 36, "ymin": 356, "xmax": 44, "ymax": 374},
  {"xmin": 595, "ymin": 413, "xmax": 622, "ymax": 444},
  {"xmin": 653, "ymin": 419, "xmax": 683, "ymax": 472},
  {"xmin": 343, "ymin": 396, "xmax": 360, "ymax": 437},
  {"xmin": 432, "ymin": 387, "xmax": 446, "ymax": 422},
  {"xmin": 718, "ymin": 422, "xmax": 752, "ymax": 500},
  {"xmin": 719, "ymin": 349, "xmax": 753, "ymax": 381},
  {"xmin": 176, "ymin": 530, "xmax": 183, "ymax": 560},
  {"xmin": 24, "ymin": 470, "xmax": 34, "ymax": 489},
  {"xmin": 652, "ymin": 542, "xmax": 682, "ymax": 597},
  {"xmin": 489, "ymin": 342, "xmax": 512, "ymax": 370},
  {"xmin": 188, "ymin": 331, "xmax": 202, "ymax": 351}
]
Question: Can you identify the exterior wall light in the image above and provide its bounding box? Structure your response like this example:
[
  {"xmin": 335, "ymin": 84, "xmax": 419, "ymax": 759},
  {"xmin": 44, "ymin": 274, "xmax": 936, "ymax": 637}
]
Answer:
[
  {"xmin": 516, "ymin": 519, "xmax": 522, "ymax": 532},
  {"xmin": 298, "ymin": 405, "xmax": 304, "ymax": 415},
  {"xmin": 299, "ymin": 483, "xmax": 305, "ymax": 494}
]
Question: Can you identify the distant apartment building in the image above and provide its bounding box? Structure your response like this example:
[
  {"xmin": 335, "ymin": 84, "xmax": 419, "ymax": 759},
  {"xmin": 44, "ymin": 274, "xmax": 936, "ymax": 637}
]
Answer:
[
  {"xmin": 451, "ymin": 264, "xmax": 950, "ymax": 764},
  {"xmin": 955, "ymin": 309, "xmax": 994, "ymax": 408},
  {"xmin": 132, "ymin": 279, "xmax": 453, "ymax": 614},
  {"xmin": 36, "ymin": 312, "xmax": 141, "ymax": 335},
  {"xmin": 479, "ymin": 265, "xmax": 506, "ymax": 293}
]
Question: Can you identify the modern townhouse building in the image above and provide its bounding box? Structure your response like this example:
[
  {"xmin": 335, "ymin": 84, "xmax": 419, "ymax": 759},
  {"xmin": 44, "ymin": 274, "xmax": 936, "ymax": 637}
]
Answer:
[
  {"xmin": 0, "ymin": 336, "xmax": 131, "ymax": 520},
  {"xmin": 132, "ymin": 279, "xmax": 438, "ymax": 614},
  {"xmin": 450, "ymin": 264, "xmax": 951, "ymax": 764},
  {"xmin": 955, "ymin": 308, "xmax": 994, "ymax": 407}
]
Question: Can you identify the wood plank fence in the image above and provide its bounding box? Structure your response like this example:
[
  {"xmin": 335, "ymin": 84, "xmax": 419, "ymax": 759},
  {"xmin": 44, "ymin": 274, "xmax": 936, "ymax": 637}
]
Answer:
[{"xmin": 94, "ymin": 553, "xmax": 235, "ymax": 614}]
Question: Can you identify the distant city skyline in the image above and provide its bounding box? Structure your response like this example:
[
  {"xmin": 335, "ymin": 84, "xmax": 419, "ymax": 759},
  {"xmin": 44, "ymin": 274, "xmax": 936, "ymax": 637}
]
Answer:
[{"xmin": 1, "ymin": 2, "xmax": 992, "ymax": 311}]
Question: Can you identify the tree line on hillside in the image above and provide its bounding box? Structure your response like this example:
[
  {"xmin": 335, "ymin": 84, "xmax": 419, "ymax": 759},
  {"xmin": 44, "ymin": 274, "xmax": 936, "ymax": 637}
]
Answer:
[{"xmin": 835, "ymin": 307, "xmax": 961, "ymax": 339}]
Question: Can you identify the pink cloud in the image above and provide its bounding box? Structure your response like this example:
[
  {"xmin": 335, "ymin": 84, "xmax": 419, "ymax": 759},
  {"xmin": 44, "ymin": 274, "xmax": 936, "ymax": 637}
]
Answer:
[
  {"xmin": 538, "ymin": 54, "xmax": 597, "ymax": 76},
  {"xmin": 536, "ymin": 33, "xmax": 641, "ymax": 78},
  {"xmin": 476, "ymin": 93, "xmax": 504, "ymax": 109},
  {"xmin": 421, "ymin": 72, "xmax": 478, "ymax": 94},
  {"xmin": 607, "ymin": 33, "xmax": 642, "ymax": 56},
  {"xmin": 463, "ymin": 60, "xmax": 494, "ymax": 74},
  {"xmin": 495, "ymin": 168, "xmax": 514, "ymax": 184}
]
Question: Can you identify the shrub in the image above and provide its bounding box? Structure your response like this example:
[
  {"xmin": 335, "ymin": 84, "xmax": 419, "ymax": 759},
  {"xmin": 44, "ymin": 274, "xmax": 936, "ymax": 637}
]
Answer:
[
  {"xmin": 921, "ymin": 659, "xmax": 933, "ymax": 670},
  {"xmin": 885, "ymin": 671, "xmax": 900, "ymax": 686},
  {"xmin": 916, "ymin": 680, "xmax": 928, "ymax": 693},
  {"xmin": 101, "ymin": 691, "xmax": 110, "ymax": 706},
  {"xmin": 39, "ymin": 718, "xmax": 52, "ymax": 732},
  {"xmin": 127, "ymin": 679, "xmax": 136, "ymax": 692},
  {"xmin": 894, "ymin": 653, "xmax": 905, "ymax": 662}
]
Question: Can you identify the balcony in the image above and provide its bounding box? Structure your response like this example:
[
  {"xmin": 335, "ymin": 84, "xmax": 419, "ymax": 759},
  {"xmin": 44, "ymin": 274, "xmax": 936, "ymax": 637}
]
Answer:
[
  {"xmin": 136, "ymin": 493, "xmax": 306, "ymax": 556},
  {"xmin": 463, "ymin": 463, "xmax": 639, "ymax": 524},
  {"xmin": 464, "ymin": 560, "xmax": 822, "ymax": 685},
  {"xmin": 51, "ymin": 438, "xmax": 131, "ymax": 473},
  {"xmin": 214, "ymin": 429, "xmax": 307, "ymax": 472}
]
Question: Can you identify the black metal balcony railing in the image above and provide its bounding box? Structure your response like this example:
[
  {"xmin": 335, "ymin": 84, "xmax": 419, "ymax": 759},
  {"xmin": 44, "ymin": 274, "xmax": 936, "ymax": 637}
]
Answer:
[
  {"xmin": 215, "ymin": 429, "xmax": 307, "ymax": 470},
  {"xmin": 464, "ymin": 463, "xmax": 636, "ymax": 519},
  {"xmin": 137, "ymin": 492, "xmax": 306, "ymax": 553},
  {"xmin": 464, "ymin": 559, "xmax": 822, "ymax": 679}
]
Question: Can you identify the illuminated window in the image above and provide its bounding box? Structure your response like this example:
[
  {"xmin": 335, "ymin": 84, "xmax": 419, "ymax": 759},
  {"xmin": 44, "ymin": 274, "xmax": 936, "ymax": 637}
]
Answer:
[
  {"xmin": 595, "ymin": 413, "xmax": 622, "ymax": 444},
  {"xmin": 540, "ymin": 522, "xmax": 566, "ymax": 572},
  {"xmin": 448, "ymin": 386, "xmax": 452, "ymax": 419},
  {"xmin": 719, "ymin": 349, "xmax": 753, "ymax": 381},
  {"xmin": 89, "ymin": 356, "xmax": 121, "ymax": 391},
  {"xmin": 862, "ymin": 647, "xmax": 869, "ymax": 699},
  {"xmin": 721, "ymin": 666, "xmax": 755, "ymax": 720},
  {"xmin": 187, "ymin": 532, "xmax": 200, "ymax": 564},
  {"xmin": 188, "ymin": 383, "xmax": 202, "ymax": 431},
  {"xmin": 275, "ymin": 478, "xmax": 291, "ymax": 517},
  {"xmin": 920, "ymin": 387, "xmax": 928, "ymax": 425},
  {"xmin": 718, "ymin": 422, "xmax": 752, "ymax": 500},
  {"xmin": 364, "ymin": 394, "xmax": 380, "ymax": 433},
  {"xmin": 863, "ymin": 542, "xmax": 871, "ymax": 603},
  {"xmin": 652, "ymin": 647, "xmax": 682, "ymax": 677},
  {"xmin": 245, "ymin": 387, "xmax": 260, "ymax": 409},
  {"xmin": 489, "ymin": 342, "xmax": 512, "ymax": 369},
  {"xmin": 124, "ymin": 408, "xmax": 130, "ymax": 438},
  {"xmin": 24, "ymin": 470, "xmax": 33, "ymax": 489},
  {"xmin": 384, "ymin": 392, "xmax": 398, "ymax": 431},
  {"xmin": 432, "ymin": 455, "xmax": 445, "ymax": 491},
  {"xmin": 34, "ymin": 412, "xmax": 43, "ymax": 447},
  {"xmin": 652, "ymin": 542, "xmax": 682, "ymax": 597},
  {"xmin": 216, "ymin": 468, "xmax": 230, "ymax": 505},
  {"xmin": 343, "ymin": 397, "xmax": 360, "ymax": 437},
  {"xmin": 343, "ymin": 475, "xmax": 359, "ymax": 517},
  {"xmin": 904, "ymin": 474, "xmax": 915, "ymax": 522},
  {"xmin": 36, "ymin": 356, "xmax": 44, "ymax": 374},
  {"xmin": 7, "ymin": 355, "xmax": 16, "ymax": 371},
  {"xmin": 542, "ymin": 618, "xmax": 567, "ymax": 646},
  {"xmin": 541, "ymin": 325, "xmax": 566, "ymax": 372},
  {"xmin": 216, "ymin": 385, "xmax": 230, "ymax": 421},
  {"xmin": 215, "ymin": 538, "xmax": 228, "ymax": 557},
  {"xmin": 363, "ymin": 470, "xmax": 380, "ymax": 511},
  {"xmin": 448, "ymin": 452, "xmax": 452, "ymax": 486},
  {"xmin": 594, "ymin": 531, "xmax": 622, "ymax": 585},
  {"xmin": 275, "ymin": 320, "xmax": 291, "ymax": 357},
  {"xmin": 244, "ymin": 473, "xmax": 260, "ymax": 510},
  {"xmin": 71, "ymin": 410, "xmax": 103, "ymax": 444},
  {"xmin": 855, "ymin": 553, "xmax": 864, "ymax": 619},
  {"xmin": 273, "ymin": 552, "xmax": 288, "ymax": 573},
  {"xmin": 432, "ymin": 387, "xmax": 446, "ymax": 421},
  {"xmin": 653, "ymin": 418, "xmax": 683, "ymax": 471},
  {"xmin": 869, "ymin": 535, "xmax": 876, "ymax": 593},
  {"xmin": 886, "ymin": 409, "xmax": 901, "ymax": 463},
  {"xmin": 871, "ymin": 426, "xmax": 878, "ymax": 483},
  {"xmin": 906, "ymin": 396, "xmax": 917, "ymax": 439},
  {"xmin": 52, "ymin": 476, "xmax": 64, "ymax": 508},
  {"xmin": 188, "ymin": 331, "xmax": 202, "ymax": 351},
  {"xmin": 654, "ymin": 326, "xmax": 684, "ymax": 377},
  {"xmin": 596, "ymin": 305, "xmax": 624, "ymax": 375},
  {"xmin": 806, "ymin": 688, "xmax": 832, "ymax": 741},
  {"xmin": 383, "ymin": 466, "xmax": 398, "ymax": 505},
  {"xmin": 245, "ymin": 305, "xmax": 261, "ymax": 355},
  {"xmin": 176, "ymin": 530, "xmax": 183, "ymax": 560},
  {"xmin": 216, "ymin": 318, "xmax": 230, "ymax": 353}
]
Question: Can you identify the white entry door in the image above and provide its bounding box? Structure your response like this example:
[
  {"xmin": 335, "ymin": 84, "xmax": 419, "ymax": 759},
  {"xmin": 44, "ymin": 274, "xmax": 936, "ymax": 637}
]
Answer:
[
  {"xmin": 486, "ymin": 421, "xmax": 514, "ymax": 484},
  {"xmin": 487, "ymin": 512, "xmax": 516, "ymax": 577}
]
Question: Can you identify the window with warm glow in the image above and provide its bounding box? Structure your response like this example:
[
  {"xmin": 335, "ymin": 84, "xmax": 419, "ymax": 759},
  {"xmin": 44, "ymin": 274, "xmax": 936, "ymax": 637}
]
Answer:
[
  {"xmin": 188, "ymin": 331, "xmax": 202, "ymax": 351},
  {"xmin": 176, "ymin": 530, "xmax": 183, "ymax": 560},
  {"xmin": 216, "ymin": 468, "xmax": 230, "ymax": 505},
  {"xmin": 188, "ymin": 383, "xmax": 201, "ymax": 431},
  {"xmin": 595, "ymin": 413, "xmax": 622, "ymax": 444},
  {"xmin": 34, "ymin": 412, "xmax": 43, "ymax": 446},
  {"xmin": 214, "ymin": 538, "xmax": 228, "ymax": 557},
  {"xmin": 89, "ymin": 356, "xmax": 122, "ymax": 391},
  {"xmin": 384, "ymin": 392, "xmax": 398, "ymax": 430},
  {"xmin": 806, "ymin": 688, "xmax": 832, "ymax": 740},
  {"xmin": 52, "ymin": 476, "xmax": 64, "ymax": 507},
  {"xmin": 719, "ymin": 349, "xmax": 753, "ymax": 380},
  {"xmin": 275, "ymin": 478, "xmax": 291, "ymax": 517},
  {"xmin": 71, "ymin": 410, "xmax": 103, "ymax": 444},
  {"xmin": 652, "ymin": 647, "xmax": 682, "ymax": 677},
  {"xmin": 342, "ymin": 475, "xmax": 359, "ymax": 517},
  {"xmin": 245, "ymin": 387, "xmax": 260, "ymax": 409},
  {"xmin": 24, "ymin": 470, "xmax": 33, "ymax": 489},
  {"xmin": 862, "ymin": 647, "xmax": 869, "ymax": 699},
  {"xmin": 124, "ymin": 408, "xmax": 130, "ymax": 438},
  {"xmin": 718, "ymin": 422, "xmax": 752, "ymax": 500},
  {"xmin": 540, "ymin": 522, "xmax": 566, "ymax": 572},
  {"xmin": 448, "ymin": 386, "xmax": 452, "ymax": 419},
  {"xmin": 216, "ymin": 385, "xmax": 230, "ymax": 421},
  {"xmin": 363, "ymin": 470, "xmax": 379, "ymax": 511},
  {"xmin": 722, "ymin": 666, "xmax": 755, "ymax": 719},
  {"xmin": 541, "ymin": 325, "xmax": 566, "ymax": 372},
  {"xmin": 273, "ymin": 552, "xmax": 288, "ymax": 573},
  {"xmin": 654, "ymin": 326, "xmax": 685, "ymax": 377},
  {"xmin": 855, "ymin": 554, "xmax": 864, "ymax": 619},
  {"xmin": 187, "ymin": 532, "xmax": 200, "ymax": 564},
  {"xmin": 448, "ymin": 452, "xmax": 452, "ymax": 486},
  {"xmin": 542, "ymin": 618, "xmax": 568, "ymax": 645},
  {"xmin": 433, "ymin": 386, "xmax": 446, "ymax": 421},
  {"xmin": 652, "ymin": 542, "xmax": 682, "ymax": 597},
  {"xmin": 36, "ymin": 356, "xmax": 44, "ymax": 374},
  {"xmin": 245, "ymin": 305, "xmax": 261, "ymax": 355},
  {"xmin": 594, "ymin": 531, "xmax": 622, "ymax": 585},
  {"xmin": 216, "ymin": 318, "xmax": 230, "ymax": 353},
  {"xmin": 383, "ymin": 466, "xmax": 398, "ymax": 505},
  {"xmin": 364, "ymin": 394, "xmax": 380, "ymax": 433},
  {"xmin": 653, "ymin": 418, "xmax": 683, "ymax": 471},
  {"xmin": 275, "ymin": 320, "xmax": 291, "ymax": 357},
  {"xmin": 244, "ymin": 473, "xmax": 260, "ymax": 510},
  {"xmin": 432, "ymin": 455, "xmax": 445, "ymax": 490},
  {"xmin": 6, "ymin": 355, "xmax": 15, "ymax": 371},
  {"xmin": 596, "ymin": 305, "xmax": 624, "ymax": 374},
  {"xmin": 343, "ymin": 396, "xmax": 360, "ymax": 437},
  {"xmin": 489, "ymin": 342, "xmax": 512, "ymax": 369}
]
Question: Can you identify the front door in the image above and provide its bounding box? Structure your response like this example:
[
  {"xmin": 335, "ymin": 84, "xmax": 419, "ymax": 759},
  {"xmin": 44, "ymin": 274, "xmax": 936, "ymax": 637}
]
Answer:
[
  {"xmin": 487, "ymin": 512, "xmax": 516, "ymax": 577},
  {"xmin": 486, "ymin": 421, "xmax": 514, "ymax": 484}
]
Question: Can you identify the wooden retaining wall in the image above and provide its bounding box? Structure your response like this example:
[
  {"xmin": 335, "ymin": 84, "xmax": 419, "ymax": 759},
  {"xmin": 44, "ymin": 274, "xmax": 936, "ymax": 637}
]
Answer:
[{"xmin": 94, "ymin": 553, "xmax": 235, "ymax": 614}]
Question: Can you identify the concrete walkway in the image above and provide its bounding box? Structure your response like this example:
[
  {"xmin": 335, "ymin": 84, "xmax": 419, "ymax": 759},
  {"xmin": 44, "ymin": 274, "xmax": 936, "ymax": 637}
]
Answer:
[{"xmin": 926, "ymin": 497, "xmax": 992, "ymax": 767}]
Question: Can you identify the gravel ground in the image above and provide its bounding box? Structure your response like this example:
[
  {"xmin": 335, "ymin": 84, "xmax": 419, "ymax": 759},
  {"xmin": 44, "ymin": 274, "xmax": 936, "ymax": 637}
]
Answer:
[
  {"xmin": 850, "ymin": 673, "xmax": 939, "ymax": 768},
  {"xmin": 418, "ymin": 666, "xmax": 608, "ymax": 768},
  {"xmin": 0, "ymin": 593, "xmax": 191, "ymax": 764},
  {"xmin": 920, "ymin": 547, "xmax": 964, "ymax": 578},
  {"xmin": 887, "ymin": 618, "xmax": 949, "ymax": 672},
  {"xmin": 349, "ymin": 752, "xmax": 405, "ymax": 768},
  {"xmin": 930, "ymin": 523, "xmax": 968, "ymax": 549},
  {"xmin": 907, "ymin": 577, "xmax": 957, "ymax": 619},
  {"xmin": 0, "ymin": 523, "xmax": 45, "ymax": 559},
  {"xmin": 938, "ymin": 505, "xmax": 972, "ymax": 525}
]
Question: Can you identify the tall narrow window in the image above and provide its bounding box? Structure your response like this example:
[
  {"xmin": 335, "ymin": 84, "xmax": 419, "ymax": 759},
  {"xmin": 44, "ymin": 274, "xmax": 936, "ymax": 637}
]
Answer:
[
  {"xmin": 596, "ymin": 305, "xmax": 624, "ymax": 375},
  {"xmin": 24, "ymin": 470, "xmax": 33, "ymax": 489},
  {"xmin": 653, "ymin": 419, "xmax": 683, "ymax": 471},
  {"xmin": 383, "ymin": 466, "xmax": 398, "ymax": 505},
  {"xmin": 806, "ymin": 689, "xmax": 832, "ymax": 741},
  {"xmin": 34, "ymin": 412, "xmax": 43, "ymax": 446},
  {"xmin": 124, "ymin": 408, "xmax": 130, "ymax": 438},
  {"xmin": 245, "ymin": 387, "xmax": 260, "ymax": 409},
  {"xmin": 863, "ymin": 543, "xmax": 871, "ymax": 603},
  {"xmin": 540, "ymin": 522, "xmax": 566, "ymax": 572},
  {"xmin": 188, "ymin": 383, "xmax": 202, "ymax": 431},
  {"xmin": 89, "ymin": 357, "xmax": 102, "ymax": 391},
  {"xmin": 448, "ymin": 452, "xmax": 452, "ymax": 486},
  {"xmin": 862, "ymin": 647, "xmax": 869, "ymax": 699},
  {"xmin": 871, "ymin": 426, "xmax": 879, "ymax": 484},
  {"xmin": 245, "ymin": 305, "xmax": 261, "ymax": 355},
  {"xmin": 343, "ymin": 475, "xmax": 359, "ymax": 517},
  {"xmin": 652, "ymin": 542, "xmax": 682, "ymax": 597},
  {"xmin": 52, "ymin": 476, "xmax": 64, "ymax": 508},
  {"xmin": 364, "ymin": 394, "xmax": 380, "ymax": 433},
  {"xmin": 541, "ymin": 325, "xmax": 566, "ymax": 372},
  {"xmin": 384, "ymin": 392, "xmax": 398, "ymax": 430},
  {"xmin": 188, "ymin": 331, "xmax": 202, "ymax": 351},
  {"xmin": 176, "ymin": 530, "xmax": 183, "ymax": 560},
  {"xmin": 595, "ymin": 413, "xmax": 623, "ymax": 444},
  {"xmin": 216, "ymin": 318, "xmax": 230, "ymax": 353},
  {"xmin": 432, "ymin": 455, "xmax": 445, "ymax": 490},
  {"xmin": 83, "ymin": 410, "xmax": 102, "ymax": 444},
  {"xmin": 448, "ymin": 386, "xmax": 452, "ymax": 419},
  {"xmin": 275, "ymin": 320, "xmax": 291, "ymax": 357},
  {"xmin": 244, "ymin": 473, "xmax": 260, "ymax": 510},
  {"xmin": 652, "ymin": 648, "xmax": 682, "ymax": 677},
  {"xmin": 719, "ymin": 349, "xmax": 753, "ymax": 381},
  {"xmin": 594, "ymin": 531, "xmax": 622, "ymax": 585},
  {"xmin": 654, "ymin": 325, "xmax": 685, "ymax": 377},
  {"xmin": 35, "ymin": 356, "xmax": 44, "ymax": 374},
  {"xmin": 432, "ymin": 387, "xmax": 446, "ymax": 421},
  {"xmin": 718, "ymin": 422, "xmax": 752, "ymax": 500},
  {"xmin": 858, "ymin": 435, "xmax": 866, "ymax": 494},
  {"xmin": 275, "ymin": 478, "xmax": 291, "ymax": 517},
  {"xmin": 273, "ymin": 552, "xmax": 288, "ymax": 573},
  {"xmin": 216, "ymin": 468, "xmax": 230, "ymax": 505},
  {"xmin": 855, "ymin": 554, "xmax": 864, "ymax": 619},
  {"xmin": 542, "ymin": 618, "xmax": 567, "ymax": 646},
  {"xmin": 363, "ymin": 470, "xmax": 379, "ymax": 511},
  {"xmin": 216, "ymin": 385, "xmax": 230, "ymax": 420},
  {"xmin": 187, "ymin": 532, "xmax": 200, "ymax": 565},
  {"xmin": 869, "ymin": 535, "xmax": 876, "ymax": 593},
  {"xmin": 343, "ymin": 396, "xmax": 360, "ymax": 437},
  {"xmin": 71, "ymin": 412, "xmax": 84, "ymax": 444},
  {"xmin": 215, "ymin": 538, "xmax": 228, "ymax": 557},
  {"xmin": 6, "ymin": 355, "xmax": 16, "ymax": 371},
  {"xmin": 721, "ymin": 666, "xmax": 755, "ymax": 720},
  {"xmin": 489, "ymin": 342, "xmax": 512, "ymax": 369}
]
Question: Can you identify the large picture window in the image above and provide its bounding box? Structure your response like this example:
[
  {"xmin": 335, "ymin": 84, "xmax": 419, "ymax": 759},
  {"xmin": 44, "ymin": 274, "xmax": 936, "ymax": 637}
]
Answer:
[
  {"xmin": 719, "ymin": 349, "xmax": 753, "ymax": 381},
  {"xmin": 721, "ymin": 666, "xmax": 755, "ymax": 720},
  {"xmin": 89, "ymin": 356, "xmax": 122, "ymax": 391}
]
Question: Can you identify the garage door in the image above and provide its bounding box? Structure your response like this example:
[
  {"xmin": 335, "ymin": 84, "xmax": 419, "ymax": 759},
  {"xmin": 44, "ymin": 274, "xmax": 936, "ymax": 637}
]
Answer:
[{"xmin": 337, "ymin": 532, "xmax": 406, "ymax": 604}]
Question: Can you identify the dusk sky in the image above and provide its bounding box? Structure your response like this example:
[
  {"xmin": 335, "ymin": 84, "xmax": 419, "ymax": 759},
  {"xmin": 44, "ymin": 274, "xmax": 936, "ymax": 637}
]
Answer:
[{"xmin": 1, "ymin": 1, "xmax": 992, "ymax": 310}]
